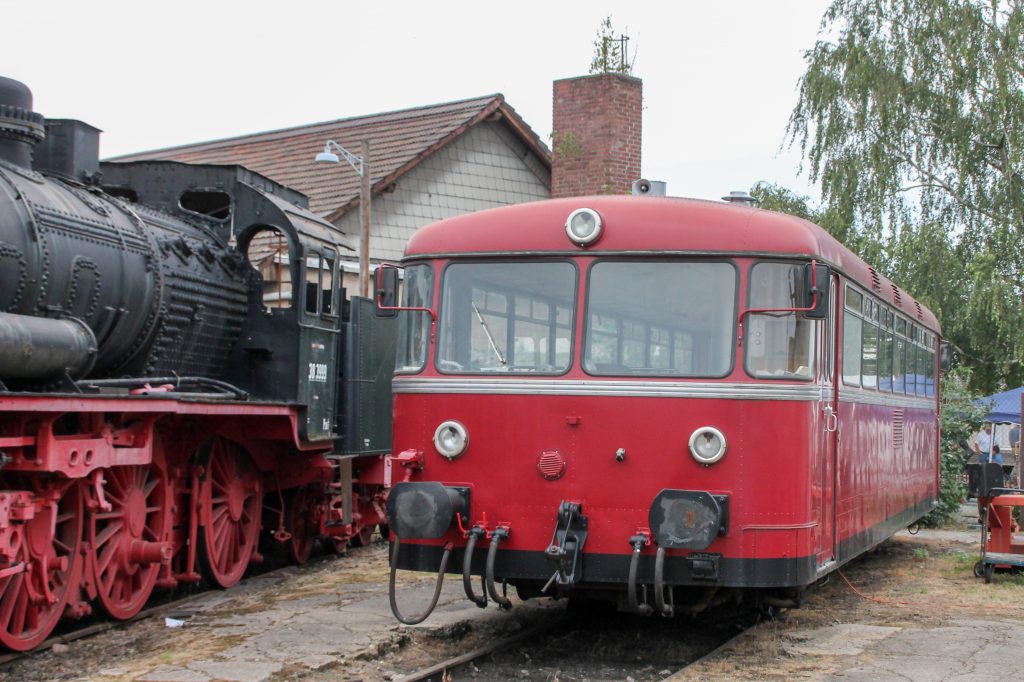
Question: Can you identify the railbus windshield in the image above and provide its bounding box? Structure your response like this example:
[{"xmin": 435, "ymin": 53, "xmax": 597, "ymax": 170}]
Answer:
[
  {"xmin": 583, "ymin": 261, "xmax": 736, "ymax": 377},
  {"xmin": 436, "ymin": 261, "xmax": 576, "ymax": 373}
]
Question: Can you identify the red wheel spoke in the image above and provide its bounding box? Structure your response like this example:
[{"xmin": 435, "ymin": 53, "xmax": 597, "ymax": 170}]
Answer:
[
  {"xmin": 94, "ymin": 520, "xmax": 124, "ymax": 549},
  {"xmin": 0, "ymin": 573, "xmax": 23, "ymax": 629}
]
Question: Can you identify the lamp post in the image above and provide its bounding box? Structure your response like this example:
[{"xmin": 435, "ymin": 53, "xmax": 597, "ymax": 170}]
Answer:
[{"xmin": 315, "ymin": 139, "xmax": 372, "ymax": 298}]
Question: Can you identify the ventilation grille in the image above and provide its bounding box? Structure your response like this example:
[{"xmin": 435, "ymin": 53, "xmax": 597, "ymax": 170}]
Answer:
[
  {"xmin": 537, "ymin": 450, "xmax": 567, "ymax": 480},
  {"xmin": 891, "ymin": 284, "xmax": 902, "ymax": 307},
  {"xmin": 915, "ymin": 301, "xmax": 924, "ymax": 320},
  {"xmin": 893, "ymin": 409, "xmax": 905, "ymax": 449},
  {"xmin": 869, "ymin": 267, "xmax": 882, "ymax": 292}
]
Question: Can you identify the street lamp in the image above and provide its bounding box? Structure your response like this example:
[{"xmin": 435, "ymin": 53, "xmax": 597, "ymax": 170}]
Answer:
[{"xmin": 315, "ymin": 139, "xmax": 372, "ymax": 298}]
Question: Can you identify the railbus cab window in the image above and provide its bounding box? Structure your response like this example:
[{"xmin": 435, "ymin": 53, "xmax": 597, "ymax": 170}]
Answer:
[
  {"xmin": 436, "ymin": 261, "xmax": 575, "ymax": 373},
  {"xmin": 396, "ymin": 264, "xmax": 434, "ymax": 373},
  {"xmin": 583, "ymin": 261, "xmax": 735, "ymax": 377},
  {"xmin": 745, "ymin": 262, "xmax": 816, "ymax": 380}
]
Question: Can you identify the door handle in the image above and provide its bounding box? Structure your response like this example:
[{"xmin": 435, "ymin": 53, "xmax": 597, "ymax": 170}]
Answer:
[{"xmin": 824, "ymin": 405, "xmax": 838, "ymax": 433}]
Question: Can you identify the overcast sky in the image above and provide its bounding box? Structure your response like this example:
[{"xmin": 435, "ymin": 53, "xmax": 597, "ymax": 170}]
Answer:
[{"xmin": 3, "ymin": 0, "xmax": 832, "ymax": 203}]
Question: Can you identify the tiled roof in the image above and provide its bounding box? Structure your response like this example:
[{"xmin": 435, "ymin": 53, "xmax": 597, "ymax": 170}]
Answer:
[{"xmin": 110, "ymin": 95, "xmax": 551, "ymax": 221}]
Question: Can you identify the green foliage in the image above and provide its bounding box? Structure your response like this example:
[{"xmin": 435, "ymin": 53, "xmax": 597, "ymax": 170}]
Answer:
[
  {"xmin": 589, "ymin": 16, "xmax": 633, "ymax": 75},
  {"xmin": 551, "ymin": 130, "xmax": 583, "ymax": 161},
  {"xmin": 787, "ymin": 0, "xmax": 1024, "ymax": 393},
  {"xmin": 922, "ymin": 366, "xmax": 986, "ymax": 526}
]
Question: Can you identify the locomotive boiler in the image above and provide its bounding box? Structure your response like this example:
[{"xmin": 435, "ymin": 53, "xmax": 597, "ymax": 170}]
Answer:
[{"xmin": 0, "ymin": 76, "xmax": 395, "ymax": 650}]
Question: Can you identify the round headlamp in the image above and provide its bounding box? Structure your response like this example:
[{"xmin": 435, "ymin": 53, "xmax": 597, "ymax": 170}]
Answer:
[
  {"xmin": 688, "ymin": 426, "xmax": 727, "ymax": 465},
  {"xmin": 433, "ymin": 420, "xmax": 468, "ymax": 460},
  {"xmin": 565, "ymin": 207, "xmax": 603, "ymax": 246}
]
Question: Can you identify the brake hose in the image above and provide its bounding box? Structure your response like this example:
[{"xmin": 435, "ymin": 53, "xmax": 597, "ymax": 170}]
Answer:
[
  {"xmin": 654, "ymin": 546, "xmax": 674, "ymax": 617},
  {"xmin": 485, "ymin": 527, "xmax": 512, "ymax": 608},
  {"xmin": 388, "ymin": 537, "xmax": 453, "ymax": 625},
  {"xmin": 463, "ymin": 528, "xmax": 488, "ymax": 608}
]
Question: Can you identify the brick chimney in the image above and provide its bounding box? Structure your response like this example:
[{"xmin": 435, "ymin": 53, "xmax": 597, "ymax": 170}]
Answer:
[{"xmin": 551, "ymin": 73, "xmax": 642, "ymax": 198}]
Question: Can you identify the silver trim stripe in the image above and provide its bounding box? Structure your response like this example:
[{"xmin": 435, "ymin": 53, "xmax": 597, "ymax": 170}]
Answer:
[
  {"xmin": 393, "ymin": 378, "xmax": 824, "ymax": 401},
  {"xmin": 838, "ymin": 387, "xmax": 935, "ymax": 410}
]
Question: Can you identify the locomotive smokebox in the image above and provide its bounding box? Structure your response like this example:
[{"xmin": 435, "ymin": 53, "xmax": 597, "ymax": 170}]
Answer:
[{"xmin": 0, "ymin": 76, "xmax": 45, "ymax": 170}]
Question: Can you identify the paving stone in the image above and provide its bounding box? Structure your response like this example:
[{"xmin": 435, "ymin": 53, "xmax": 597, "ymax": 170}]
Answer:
[
  {"xmin": 137, "ymin": 665, "xmax": 211, "ymax": 682},
  {"xmin": 784, "ymin": 623, "xmax": 902, "ymax": 656},
  {"xmin": 188, "ymin": 660, "xmax": 283, "ymax": 682}
]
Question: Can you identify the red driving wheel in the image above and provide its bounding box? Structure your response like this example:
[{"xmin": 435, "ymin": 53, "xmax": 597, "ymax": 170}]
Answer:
[
  {"xmin": 0, "ymin": 478, "xmax": 82, "ymax": 651},
  {"xmin": 285, "ymin": 485, "xmax": 320, "ymax": 565},
  {"xmin": 197, "ymin": 438, "xmax": 262, "ymax": 588},
  {"xmin": 88, "ymin": 459, "xmax": 170, "ymax": 620}
]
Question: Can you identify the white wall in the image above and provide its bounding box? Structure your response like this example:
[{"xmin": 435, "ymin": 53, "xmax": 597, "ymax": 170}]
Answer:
[{"xmin": 335, "ymin": 120, "xmax": 550, "ymax": 264}]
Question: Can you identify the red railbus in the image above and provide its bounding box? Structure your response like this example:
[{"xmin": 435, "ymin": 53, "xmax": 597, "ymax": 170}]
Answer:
[{"xmin": 380, "ymin": 195, "xmax": 941, "ymax": 619}]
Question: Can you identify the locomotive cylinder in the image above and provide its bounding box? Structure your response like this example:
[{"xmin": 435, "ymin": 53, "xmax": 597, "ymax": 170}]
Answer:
[{"xmin": 0, "ymin": 312, "xmax": 96, "ymax": 379}]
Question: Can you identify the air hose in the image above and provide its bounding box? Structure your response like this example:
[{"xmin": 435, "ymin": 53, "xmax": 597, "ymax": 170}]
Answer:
[
  {"xmin": 654, "ymin": 546, "xmax": 674, "ymax": 617},
  {"xmin": 485, "ymin": 527, "xmax": 513, "ymax": 608},
  {"xmin": 388, "ymin": 537, "xmax": 452, "ymax": 625},
  {"xmin": 462, "ymin": 528, "xmax": 488, "ymax": 608},
  {"xmin": 627, "ymin": 537, "xmax": 653, "ymax": 615}
]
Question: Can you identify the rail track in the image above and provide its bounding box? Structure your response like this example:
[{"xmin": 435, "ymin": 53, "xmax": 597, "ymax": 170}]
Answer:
[
  {"xmin": 395, "ymin": 604, "xmax": 755, "ymax": 682},
  {"xmin": 0, "ymin": 548, "xmax": 351, "ymax": 671},
  {"xmin": 0, "ymin": 591, "xmax": 207, "ymax": 668}
]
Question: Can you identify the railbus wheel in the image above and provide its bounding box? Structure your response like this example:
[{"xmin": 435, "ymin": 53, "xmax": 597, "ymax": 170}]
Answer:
[
  {"xmin": 0, "ymin": 477, "xmax": 83, "ymax": 651},
  {"xmin": 197, "ymin": 438, "xmax": 262, "ymax": 588},
  {"xmin": 285, "ymin": 485, "xmax": 319, "ymax": 566},
  {"xmin": 88, "ymin": 460, "xmax": 171, "ymax": 620}
]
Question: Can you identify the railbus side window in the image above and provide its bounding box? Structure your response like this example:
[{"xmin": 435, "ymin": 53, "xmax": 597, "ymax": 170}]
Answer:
[
  {"xmin": 905, "ymin": 326, "xmax": 918, "ymax": 395},
  {"xmin": 861, "ymin": 309, "xmax": 879, "ymax": 389},
  {"xmin": 744, "ymin": 262, "xmax": 815, "ymax": 380},
  {"xmin": 584, "ymin": 261, "xmax": 735, "ymax": 377},
  {"xmin": 396, "ymin": 264, "xmax": 434, "ymax": 373},
  {"xmin": 893, "ymin": 318, "xmax": 906, "ymax": 393},
  {"xmin": 879, "ymin": 311, "xmax": 894, "ymax": 392}
]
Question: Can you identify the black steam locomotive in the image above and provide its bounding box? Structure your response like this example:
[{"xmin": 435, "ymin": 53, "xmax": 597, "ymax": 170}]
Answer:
[{"xmin": 0, "ymin": 76, "xmax": 394, "ymax": 650}]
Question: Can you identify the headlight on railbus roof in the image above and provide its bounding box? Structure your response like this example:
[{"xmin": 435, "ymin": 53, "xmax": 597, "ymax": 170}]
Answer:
[
  {"xmin": 434, "ymin": 420, "xmax": 469, "ymax": 460},
  {"xmin": 565, "ymin": 207, "xmax": 603, "ymax": 246},
  {"xmin": 689, "ymin": 426, "xmax": 727, "ymax": 465}
]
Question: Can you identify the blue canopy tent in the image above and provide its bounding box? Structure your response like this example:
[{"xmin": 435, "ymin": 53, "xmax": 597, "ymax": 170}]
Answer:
[{"xmin": 976, "ymin": 387, "xmax": 1023, "ymax": 424}]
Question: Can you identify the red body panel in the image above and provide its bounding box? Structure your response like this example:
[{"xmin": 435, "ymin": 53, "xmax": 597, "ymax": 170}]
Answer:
[{"xmin": 389, "ymin": 196, "xmax": 941, "ymax": 597}]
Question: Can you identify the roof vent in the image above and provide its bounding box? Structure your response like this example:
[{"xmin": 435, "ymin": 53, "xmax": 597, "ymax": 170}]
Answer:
[
  {"xmin": 915, "ymin": 301, "xmax": 924, "ymax": 320},
  {"xmin": 722, "ymin": 190, "xmax": 755, "ymax": 206},
  {"xmin": 868, "ymin": 267, "xmax": 882, "ymax": 292},
  {"xmin": 891, "ymin": 284, "xmax": 902, "ymax": 307}
]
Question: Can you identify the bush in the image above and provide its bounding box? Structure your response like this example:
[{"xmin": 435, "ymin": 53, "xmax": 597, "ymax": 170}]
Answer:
[{"xmin": 921, "ymin": 367, "xmax": 986, "ymax": 527}]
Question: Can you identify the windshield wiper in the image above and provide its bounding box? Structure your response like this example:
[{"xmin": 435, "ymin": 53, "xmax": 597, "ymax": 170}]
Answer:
[{"xmin": 472, "ymin": 302, "xmax": 507, "ymax": 366}]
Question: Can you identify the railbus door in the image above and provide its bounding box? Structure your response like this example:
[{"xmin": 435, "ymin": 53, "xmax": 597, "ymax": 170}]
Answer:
[{"xmin": 816, "ymin": 274, "xmax": 840, "ymax": 570}]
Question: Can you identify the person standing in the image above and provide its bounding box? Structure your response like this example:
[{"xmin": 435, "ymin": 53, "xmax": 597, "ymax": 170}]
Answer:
[{"xmin": 976, "ymin": 423, "xmax": 993, "ymax": 463}]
